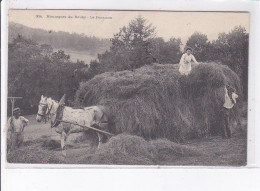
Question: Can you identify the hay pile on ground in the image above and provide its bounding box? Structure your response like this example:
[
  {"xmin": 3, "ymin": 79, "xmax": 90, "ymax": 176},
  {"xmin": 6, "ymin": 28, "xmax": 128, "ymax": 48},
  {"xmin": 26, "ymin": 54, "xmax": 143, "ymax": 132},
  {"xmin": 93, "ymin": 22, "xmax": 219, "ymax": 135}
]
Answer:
[
  {"xmin": 150, "ymin": 139, "xmax": 202, "ymax": 162},
  {"xmin": 79, "ymin": 134, "xmax": 202, "ymax": 165},
  {"xmin": 75, "ymin": 63, "xmax": 242, "ymax": 142},
  {"xmin": 7, "ymin": 137, "xmax": 61, "ymax": 164}
]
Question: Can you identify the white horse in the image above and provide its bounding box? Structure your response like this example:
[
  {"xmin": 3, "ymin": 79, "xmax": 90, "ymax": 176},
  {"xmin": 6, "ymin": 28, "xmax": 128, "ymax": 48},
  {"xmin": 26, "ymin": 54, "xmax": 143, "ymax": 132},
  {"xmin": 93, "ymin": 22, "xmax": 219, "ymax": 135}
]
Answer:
[{"xmin": 36, "ymin": 95, "xmax": 112, "ymax": 157}]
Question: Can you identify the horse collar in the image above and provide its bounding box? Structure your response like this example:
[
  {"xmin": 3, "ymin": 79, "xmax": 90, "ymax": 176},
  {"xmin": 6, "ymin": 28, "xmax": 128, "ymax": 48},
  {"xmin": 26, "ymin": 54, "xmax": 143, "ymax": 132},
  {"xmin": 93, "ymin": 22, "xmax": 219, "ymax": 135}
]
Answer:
[{"xmin": 51, "ymin": 103, "xmax": 65, "ymax": 128}]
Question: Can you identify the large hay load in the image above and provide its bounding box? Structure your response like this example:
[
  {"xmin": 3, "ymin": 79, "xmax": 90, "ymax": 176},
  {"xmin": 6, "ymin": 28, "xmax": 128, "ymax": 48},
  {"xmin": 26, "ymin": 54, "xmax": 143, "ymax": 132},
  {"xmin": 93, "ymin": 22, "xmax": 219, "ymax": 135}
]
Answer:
[{"xmin": 75, "ymin": 63, "xmax": 242, "ymax": 142}]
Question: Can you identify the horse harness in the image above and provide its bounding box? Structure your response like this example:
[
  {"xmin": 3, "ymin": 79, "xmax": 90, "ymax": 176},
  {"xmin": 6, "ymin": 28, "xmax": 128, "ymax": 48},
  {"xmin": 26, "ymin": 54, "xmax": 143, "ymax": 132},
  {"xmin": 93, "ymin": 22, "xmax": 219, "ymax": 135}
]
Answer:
[
  {"xmin": 51, "ymin": 103, "xmax": 113, "ymax": 136},
  {"xmin": 37, "ymin": 101, "xmax": 53, "ymax": 123},
  {"xmin": 51, "ymin": 103, "xmax": 65, "ymax": 128},
  {"xmin": 38, "ymin": 99, "xmax": 113, "ymax": 136}
]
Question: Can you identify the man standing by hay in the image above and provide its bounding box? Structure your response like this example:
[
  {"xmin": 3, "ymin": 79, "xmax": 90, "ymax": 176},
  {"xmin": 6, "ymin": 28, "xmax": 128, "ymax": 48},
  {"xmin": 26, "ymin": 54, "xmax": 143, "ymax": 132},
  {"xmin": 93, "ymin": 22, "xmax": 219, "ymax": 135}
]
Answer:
[
  {"xmin": 179, "ymin": 47, "xmax": 199, "ymax": 75},
  {"xmin": 221, "ymin": 85, "xmax": 238, "ymax": 138},
  {"xmin": 7, "ymin": 108, "xmax": 29, "ymax": 153}
]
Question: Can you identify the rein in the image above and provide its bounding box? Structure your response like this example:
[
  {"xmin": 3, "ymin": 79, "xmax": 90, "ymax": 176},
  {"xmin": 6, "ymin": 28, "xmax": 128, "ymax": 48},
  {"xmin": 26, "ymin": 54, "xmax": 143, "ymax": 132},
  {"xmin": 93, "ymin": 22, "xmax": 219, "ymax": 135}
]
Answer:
[{"xmin": 56, "ymin": 119, "xmax": 114, "ymax": 136}]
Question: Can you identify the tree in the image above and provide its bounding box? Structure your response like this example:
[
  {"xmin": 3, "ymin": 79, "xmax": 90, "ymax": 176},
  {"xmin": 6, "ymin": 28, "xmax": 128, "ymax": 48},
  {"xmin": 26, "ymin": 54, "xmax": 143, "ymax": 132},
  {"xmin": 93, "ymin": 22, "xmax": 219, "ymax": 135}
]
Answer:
[
  {"xmin": 212, "ymin": 26, "xmax": 249, "ymax": 97},
  {"xmin": 101, "ymin": 16, "xmax": 156, "ymax": 71},
  {"xmin": 86, "ymin": 16, "xmax": 183, "ymax": 78},
  {"xmin": 149, "ymin": 37, "xmax": 182, "ymax": 64},
  {"xmin": 8, "ymin": 35, "xmax": 86, "ymax": 115},
  {"xmin": 186, "ymin": 32, "xmax": 211, "ymax": 61}
]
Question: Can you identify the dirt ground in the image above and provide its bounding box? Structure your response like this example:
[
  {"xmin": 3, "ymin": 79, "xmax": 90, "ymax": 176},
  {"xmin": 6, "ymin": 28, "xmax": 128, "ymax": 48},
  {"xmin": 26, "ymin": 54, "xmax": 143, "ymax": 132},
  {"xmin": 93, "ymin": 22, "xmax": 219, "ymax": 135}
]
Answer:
[{"xmin": 6, "ymin": 115, "xmax": 247, "ymax": 166}]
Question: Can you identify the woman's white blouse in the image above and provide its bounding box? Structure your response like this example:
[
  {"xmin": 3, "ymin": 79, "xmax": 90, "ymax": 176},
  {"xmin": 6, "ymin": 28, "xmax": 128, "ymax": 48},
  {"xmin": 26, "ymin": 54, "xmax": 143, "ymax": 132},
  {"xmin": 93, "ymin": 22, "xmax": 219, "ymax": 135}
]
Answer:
[{"xmin": 179, "ymin": 53, "xmax": 198, "ymax": 75}]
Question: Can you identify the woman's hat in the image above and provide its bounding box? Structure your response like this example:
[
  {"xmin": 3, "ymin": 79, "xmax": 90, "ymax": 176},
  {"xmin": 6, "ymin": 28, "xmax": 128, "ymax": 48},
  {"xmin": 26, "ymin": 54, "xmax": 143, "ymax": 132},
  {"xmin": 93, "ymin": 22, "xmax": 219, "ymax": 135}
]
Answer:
[
  {"xmin": 13, "ymin": 107, "xmax": 22, "ymax": 114},
  {"xmin": 185, "ymin": 47, "xmax": 193, "ymax": 52}
]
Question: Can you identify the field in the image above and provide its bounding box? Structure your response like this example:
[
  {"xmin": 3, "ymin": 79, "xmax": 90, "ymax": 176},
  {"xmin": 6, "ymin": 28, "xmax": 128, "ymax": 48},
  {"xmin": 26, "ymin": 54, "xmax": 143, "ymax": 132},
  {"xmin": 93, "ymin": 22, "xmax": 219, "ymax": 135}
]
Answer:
[{"xmin": 7, "ymin": 114, "xmax": 247, "ymax": 166}]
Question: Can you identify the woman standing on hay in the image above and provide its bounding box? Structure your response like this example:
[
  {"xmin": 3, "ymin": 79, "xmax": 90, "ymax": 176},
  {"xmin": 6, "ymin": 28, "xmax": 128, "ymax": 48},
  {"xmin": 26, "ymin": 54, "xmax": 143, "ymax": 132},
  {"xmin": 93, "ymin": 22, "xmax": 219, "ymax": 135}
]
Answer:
[{"xmin": 179, "ymin": 47, "xmax": 199, "ymax": 75}]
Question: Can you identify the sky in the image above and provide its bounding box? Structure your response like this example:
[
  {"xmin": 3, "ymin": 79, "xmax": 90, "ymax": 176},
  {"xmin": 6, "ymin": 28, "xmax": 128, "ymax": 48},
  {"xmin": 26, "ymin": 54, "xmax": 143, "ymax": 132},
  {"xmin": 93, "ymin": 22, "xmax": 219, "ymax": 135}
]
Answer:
[{"xmin": 9, "ymin": 10, "xmax": 249, "ymax": 44}]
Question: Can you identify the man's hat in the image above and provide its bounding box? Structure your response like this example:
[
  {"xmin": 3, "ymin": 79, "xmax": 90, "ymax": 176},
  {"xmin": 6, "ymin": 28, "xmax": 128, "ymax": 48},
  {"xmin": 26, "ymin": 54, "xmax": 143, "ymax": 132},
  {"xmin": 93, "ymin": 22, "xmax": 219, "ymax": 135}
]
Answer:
[{"xmin": 13, "ymin": 107, "xmax": 21, "ymax": 114}]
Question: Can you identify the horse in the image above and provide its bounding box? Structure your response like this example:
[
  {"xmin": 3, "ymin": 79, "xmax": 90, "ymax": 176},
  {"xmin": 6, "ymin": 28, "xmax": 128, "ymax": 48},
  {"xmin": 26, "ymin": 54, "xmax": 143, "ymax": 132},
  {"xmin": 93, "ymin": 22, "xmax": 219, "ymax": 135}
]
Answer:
[{"xmin": 36, "ymin": 95, "xmax": 112, "ymax": 157}]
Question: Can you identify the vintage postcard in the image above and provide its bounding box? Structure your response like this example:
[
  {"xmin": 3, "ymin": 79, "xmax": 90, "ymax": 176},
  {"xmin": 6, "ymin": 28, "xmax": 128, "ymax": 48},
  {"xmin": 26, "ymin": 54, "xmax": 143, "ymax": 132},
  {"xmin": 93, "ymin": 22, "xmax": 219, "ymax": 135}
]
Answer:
[{"xmin": 5, "ymin": 9, "xmax": 249, "ymax": 166}]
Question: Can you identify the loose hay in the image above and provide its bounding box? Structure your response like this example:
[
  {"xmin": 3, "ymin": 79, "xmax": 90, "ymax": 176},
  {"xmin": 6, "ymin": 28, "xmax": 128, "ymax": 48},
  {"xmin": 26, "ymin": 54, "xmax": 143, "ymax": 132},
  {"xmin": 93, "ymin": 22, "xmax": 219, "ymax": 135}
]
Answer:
[
  {"xmin": 83, "ymin": 134, "xmax": 153, "ymax": 165},
  {"xmin": 75, "ymin": 63, "xmax": 242, "ymax": 142},
  {"xmin": 7, "ymin": 135, "xmax": 62, "ymax": 163},
  {"xmin": 42, "ymin": 139, "xmax": 61, "ymax": 150},
  {"xmin": 79, "ymin": 134, "xmax": 203, "ymax": 165},
  {"xmin": 7, "ymin": 144, "xmax": 61, "ymax": 164},
  {"xmin": 150, "ymin": 139, "xmax": 202, "ymax": 162}
]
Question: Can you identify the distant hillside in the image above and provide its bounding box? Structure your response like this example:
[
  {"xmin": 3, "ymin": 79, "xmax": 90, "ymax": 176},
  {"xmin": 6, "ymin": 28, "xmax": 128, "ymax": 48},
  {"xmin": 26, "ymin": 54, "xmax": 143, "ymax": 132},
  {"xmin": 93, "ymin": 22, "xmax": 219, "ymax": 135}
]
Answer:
[{"xmin": 9, "ymin": 22, "xmax": 111, "ymax": 56}]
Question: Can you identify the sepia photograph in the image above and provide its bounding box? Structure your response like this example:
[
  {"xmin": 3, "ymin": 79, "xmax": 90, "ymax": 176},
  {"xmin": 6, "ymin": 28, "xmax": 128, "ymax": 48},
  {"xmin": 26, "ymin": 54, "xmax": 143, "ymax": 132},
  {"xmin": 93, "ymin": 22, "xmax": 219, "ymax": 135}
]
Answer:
[{"xmin": 6, "ymin": 10, "xmax": 249, "ymax": 166}]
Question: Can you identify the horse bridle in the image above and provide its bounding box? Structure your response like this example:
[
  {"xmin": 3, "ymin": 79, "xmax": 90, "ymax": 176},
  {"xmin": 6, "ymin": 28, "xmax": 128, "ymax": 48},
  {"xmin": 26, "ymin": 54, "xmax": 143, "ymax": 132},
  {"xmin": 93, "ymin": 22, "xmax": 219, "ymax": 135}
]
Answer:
[{"xmin": 37, "ymin": 102, "xmax": 53, "ymax": 122}]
